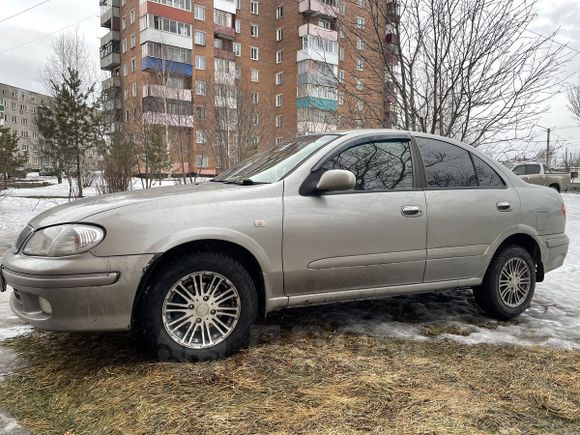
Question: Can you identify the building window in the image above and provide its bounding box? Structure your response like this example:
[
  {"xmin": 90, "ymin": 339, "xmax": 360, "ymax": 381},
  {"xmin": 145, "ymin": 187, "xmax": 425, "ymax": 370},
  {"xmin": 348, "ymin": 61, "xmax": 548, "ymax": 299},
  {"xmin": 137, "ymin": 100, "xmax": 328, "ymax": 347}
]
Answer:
[
  {"xmin": 357, "ymin": 0, "xmax": 365, "ymax": 8},
  {"xmin": 339, "ymin": 47, "xmax": 344, "ymax": 61},
  {"xmin": 276, "ymin": 137, "xmax": 283, "ymax": 144},
  {"xmin": 122, "ymin": 39, "xmax": 128, "ymax": 53},
  {"xmin": 235, "ymin": 19, "xmax": 241, "ymax": 33},
  {"xmin": 339, "ymin": 69, "xmax": 345, "ymax": 83},
  {"xmin": 355, "ymin": 99, "xmax": 363, "ymax": 111},
  {"xmin": 275, "ymin": 115, "xmax": 283, "ymax": 128},
  {"xmin": 194, "ymin": 31, "xmax": 206, "ymax": 46},
  {"xmin": 131, "ymin": 82, "xmax": 137, "ymax": 97},
  {"xmin": 340, "ymin": 2, "xmax": 347, "ymax": 14},
  {"xmin": 276, "ymin": 5, "xmax": 283, "ymax": 19},
  {"xmin": 195, "ymin": 106, "xmax": 205, "ymax": 120},
  {"xmin": 250, "ymin": 23, "xmax": 258, "ymax": 37},
  {"xmin": 250, "ymin": 46, "xmax": 259, "ymax": 60},
  {"xmin": 195, "ymin": 55, "xmax": 206, "ymax": 70},
  {"xmin": 275, "ymin": 93, "xmax": 282, "ymax": 107},
  {"xmin": 356, "ymin": 78, "xmax": 364, "ymax": 90},
  {"xmin": 356, "ymin": 57, "xmax": 364, "ymax": 71},
  {"xmin": 251, "ymin": 92, "xmax": 259, "ymax": 104},
  {"xmin": 318, "ymin": 18, "xmax": 331, "ymax": 29},
  {"xmin": 275, "ymin": 71, "xmax": 284, "ymax": 85},
  {"xmin": 194, "ymin": 5, "xmax": 205, "ymax": 20},
  {"xmin": 196, "ymin": 130, "xmax": 206, "ymax": 144},
  {"xmin": 124, "ymin": 87, "xmax": 128, "ymax": 100},
  {"xmin": 196, "ymin": 155, "xmax": 209, "ymax": 168},
  {"xmin": 195, "ymin": 80, "xmax": 207, "ymax": 95},
  {"xmin": 122, "ymin": 17, "xmax": 126, "ymax": 30},
  {"xmin": 130, "ymin": 33, "xmax": 136, "ymax": 48},
  {"xmin": 129, "ymin": 9, "xmax": 135, "ymax": 24},
  {"xmin": 130, "ymin": 57, "xmax": 136, "ymax": 72},
  {"xmin": 275, "ymin": 49, "xmax": 283, "ymax": 64},
  {"xmin": 251, "ymin": 69, "xmax": 259, "ymax": 82},
  {"xmin": 356, "ymin": 16, "xmax": 365, "ymax": 29},
  {"xmin": 250, "ymin": 0, "xmax": 259, "ymax": 15},
  {"xmin": 123, "ymin": 63, "xmax": 128, "ymax": 76},
  {"xmin": 233, "ymin": 42, "xmax": 241, "ymax": 56},
  {"xmin": 276, "ymin": 28, "xmax": 283, "ymax": 41},
  {"xmin": 22, "ymin": 144, "xmax": 28, "ymax": 151},
  {"xmin": 356, "ymin": 38, "xmax": 365, "ymax": 50},
  {"xmin": 338, "ymin": 92, "xmax": 344, "ymax": 105}
]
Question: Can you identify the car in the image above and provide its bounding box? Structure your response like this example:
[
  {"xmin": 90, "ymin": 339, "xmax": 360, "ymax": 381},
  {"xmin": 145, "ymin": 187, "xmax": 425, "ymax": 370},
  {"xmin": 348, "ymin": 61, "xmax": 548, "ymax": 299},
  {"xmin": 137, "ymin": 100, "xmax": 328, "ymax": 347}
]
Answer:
[
  {"xmin": 507, "ymin": 162, "xmax": 571, "ymax": 192},
  {"xmin": 0, "ymin": 130, "xmax": 569, "ymax": 361}
]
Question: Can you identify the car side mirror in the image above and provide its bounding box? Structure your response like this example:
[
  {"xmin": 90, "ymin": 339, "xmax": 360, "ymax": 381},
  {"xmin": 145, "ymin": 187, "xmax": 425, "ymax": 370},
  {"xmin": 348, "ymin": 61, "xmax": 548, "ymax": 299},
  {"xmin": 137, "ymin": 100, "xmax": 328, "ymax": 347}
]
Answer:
[{"xmin": 316, "ymin": 169, "xmax": 356, "ymax": 193}]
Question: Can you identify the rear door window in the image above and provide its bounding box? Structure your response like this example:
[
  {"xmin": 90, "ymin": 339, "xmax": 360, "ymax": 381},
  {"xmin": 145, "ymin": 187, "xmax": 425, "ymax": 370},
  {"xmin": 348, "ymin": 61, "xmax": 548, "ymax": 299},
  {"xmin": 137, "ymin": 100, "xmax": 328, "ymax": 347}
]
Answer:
[
  {"xmin": 471, "ymin": 154, "xmax": 505, "ymax": 187},
  {"xmin": 526, "ymin": 164, "xmax": 541, "ymax": 175},
  {"xmin": 416, "ymin": 137, "xmax": 477, "ymax": 188}
]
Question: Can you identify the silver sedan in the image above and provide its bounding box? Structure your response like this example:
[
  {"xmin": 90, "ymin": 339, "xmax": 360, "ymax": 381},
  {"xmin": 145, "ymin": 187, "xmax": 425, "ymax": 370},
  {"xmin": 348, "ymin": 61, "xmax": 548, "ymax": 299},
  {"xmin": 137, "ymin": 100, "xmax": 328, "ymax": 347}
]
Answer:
[{"xmin": 0, "ymin": 130, "xmax": 569, "ymax": 361}]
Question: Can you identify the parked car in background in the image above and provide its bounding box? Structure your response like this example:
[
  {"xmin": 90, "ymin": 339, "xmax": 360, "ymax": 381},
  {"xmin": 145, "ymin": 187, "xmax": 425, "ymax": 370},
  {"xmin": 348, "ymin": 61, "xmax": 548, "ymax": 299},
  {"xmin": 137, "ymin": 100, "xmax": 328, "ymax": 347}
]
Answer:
[
  {"xmin": 508, "ymin": 162, "xmax": 571, "ymax": 192},
  {"xmin": 0, "ymin": 130, "xmax": 569, "ymax": 361}
]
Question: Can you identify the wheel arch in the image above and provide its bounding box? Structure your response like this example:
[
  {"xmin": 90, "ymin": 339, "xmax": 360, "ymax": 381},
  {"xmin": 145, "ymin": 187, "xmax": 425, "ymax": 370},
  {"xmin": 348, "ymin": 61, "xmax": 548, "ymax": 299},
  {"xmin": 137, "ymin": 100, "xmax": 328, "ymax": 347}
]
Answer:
[
  {"xmin": 487, "ymin": 232, "xmax": 544, "ymax": 282},
  {"xmin": 132, "ymin": 239, "xmax": 273, "ymax": 327}
]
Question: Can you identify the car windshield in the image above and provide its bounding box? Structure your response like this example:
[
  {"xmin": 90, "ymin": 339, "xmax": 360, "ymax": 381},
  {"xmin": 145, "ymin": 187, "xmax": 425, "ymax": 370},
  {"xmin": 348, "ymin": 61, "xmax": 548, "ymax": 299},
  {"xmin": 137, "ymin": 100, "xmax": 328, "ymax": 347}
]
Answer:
[{"xmin": 213, "ymin": 134, "xmax": 339, "ymax": 184}]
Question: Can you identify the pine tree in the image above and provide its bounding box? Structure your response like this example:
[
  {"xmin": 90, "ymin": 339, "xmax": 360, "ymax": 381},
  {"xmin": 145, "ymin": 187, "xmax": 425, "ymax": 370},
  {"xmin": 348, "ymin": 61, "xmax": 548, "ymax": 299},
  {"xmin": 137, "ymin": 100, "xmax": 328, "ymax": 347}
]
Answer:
[
  {"xmin": 36, "ymin": 68, "xmax": 102, "ymax": 197},
  {"xmin": 0, "ymin": 127, "xmax": 26, "ymax": 189}
]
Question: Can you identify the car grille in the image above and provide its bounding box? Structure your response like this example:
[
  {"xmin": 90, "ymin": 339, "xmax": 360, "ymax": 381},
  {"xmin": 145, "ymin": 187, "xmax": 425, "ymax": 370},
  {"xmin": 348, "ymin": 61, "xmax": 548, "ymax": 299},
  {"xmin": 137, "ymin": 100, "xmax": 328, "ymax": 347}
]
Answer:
[{"xmin": 13, "ymin": 225, "xmax": 33, "ymax": 253}]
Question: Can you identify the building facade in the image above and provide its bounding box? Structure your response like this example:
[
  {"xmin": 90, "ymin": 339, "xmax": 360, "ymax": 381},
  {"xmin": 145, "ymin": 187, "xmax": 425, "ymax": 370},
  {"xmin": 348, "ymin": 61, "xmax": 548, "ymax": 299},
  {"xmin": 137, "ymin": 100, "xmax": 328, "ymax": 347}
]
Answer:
[
  {"xmin": 99, "ymin": 0, "xmax": 399, "ymax": 174},
  {"xmin": 0, "ymin": 83, "xmax": 52, "ymax": 171}
]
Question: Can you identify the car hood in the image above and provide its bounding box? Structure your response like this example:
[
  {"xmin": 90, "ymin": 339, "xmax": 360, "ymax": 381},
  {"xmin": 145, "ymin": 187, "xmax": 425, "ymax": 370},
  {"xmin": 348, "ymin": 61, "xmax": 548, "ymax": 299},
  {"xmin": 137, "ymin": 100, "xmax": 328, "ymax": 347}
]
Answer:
[{"xmin": 28, "ymin": 182, "xmax": 240, "ymax": 228}]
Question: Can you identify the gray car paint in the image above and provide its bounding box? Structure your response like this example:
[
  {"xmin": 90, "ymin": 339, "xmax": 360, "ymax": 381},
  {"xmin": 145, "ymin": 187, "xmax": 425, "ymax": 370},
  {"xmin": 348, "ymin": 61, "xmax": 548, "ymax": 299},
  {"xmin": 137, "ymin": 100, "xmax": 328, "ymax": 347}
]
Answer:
[{"xmin": 1, "ymin": 129, "xmax": 569, "ymax": 331}]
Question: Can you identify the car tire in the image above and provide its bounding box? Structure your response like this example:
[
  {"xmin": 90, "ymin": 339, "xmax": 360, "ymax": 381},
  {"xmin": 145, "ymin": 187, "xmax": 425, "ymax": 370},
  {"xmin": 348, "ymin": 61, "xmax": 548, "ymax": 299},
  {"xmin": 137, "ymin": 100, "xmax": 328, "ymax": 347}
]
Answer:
[
  {"xmin": 140, "ymin": 252, "xmax": 258, "ymax": 362},
  {"xmin": 473, "ymin": 246, "xmax": 536, "ymax": 320}
]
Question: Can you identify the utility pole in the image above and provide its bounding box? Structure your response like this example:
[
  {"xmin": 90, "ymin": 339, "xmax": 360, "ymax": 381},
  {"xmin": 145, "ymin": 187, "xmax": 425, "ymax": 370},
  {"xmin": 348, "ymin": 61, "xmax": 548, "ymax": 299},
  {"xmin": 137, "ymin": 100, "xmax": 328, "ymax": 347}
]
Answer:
[{"xmin": 546, "ymin": 128, "xmax": 551, "ymax": 168}]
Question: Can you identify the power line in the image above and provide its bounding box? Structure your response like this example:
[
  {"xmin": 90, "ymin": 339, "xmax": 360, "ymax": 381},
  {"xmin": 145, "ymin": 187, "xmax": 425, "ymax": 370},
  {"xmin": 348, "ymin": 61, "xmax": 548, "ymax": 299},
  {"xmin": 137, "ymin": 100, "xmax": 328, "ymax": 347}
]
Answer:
[
  {"xmin": 0, "ymin": 13, "xmax": 96, "ymax": 55},
  {"xmin": 0, "ymin": 0, "xmax": 52, "ymax": 24}
]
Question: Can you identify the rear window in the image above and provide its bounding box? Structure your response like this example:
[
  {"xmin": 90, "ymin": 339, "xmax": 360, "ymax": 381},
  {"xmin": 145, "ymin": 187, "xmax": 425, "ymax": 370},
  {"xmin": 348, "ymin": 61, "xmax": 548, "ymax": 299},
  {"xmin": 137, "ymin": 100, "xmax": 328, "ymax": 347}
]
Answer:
[
  {"xmin": 472, "ymin": 155, "xmax": 505, "ymax": 187},
  {"xmin": 526, "ymin": 164, "xmax": 541, "ymax": 175}
]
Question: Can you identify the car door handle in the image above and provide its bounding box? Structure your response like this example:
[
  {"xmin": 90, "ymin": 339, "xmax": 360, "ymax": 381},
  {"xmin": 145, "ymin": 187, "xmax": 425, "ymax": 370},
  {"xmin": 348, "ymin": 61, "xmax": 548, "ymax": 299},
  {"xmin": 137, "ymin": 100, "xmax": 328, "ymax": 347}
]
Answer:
[
  {"xmin": 401, "ymin": 206, "xmax": 423, "ymax": 217},
  {"xmin": 496, "ymin": 201, "xmax": 512, "ymax": 212}
]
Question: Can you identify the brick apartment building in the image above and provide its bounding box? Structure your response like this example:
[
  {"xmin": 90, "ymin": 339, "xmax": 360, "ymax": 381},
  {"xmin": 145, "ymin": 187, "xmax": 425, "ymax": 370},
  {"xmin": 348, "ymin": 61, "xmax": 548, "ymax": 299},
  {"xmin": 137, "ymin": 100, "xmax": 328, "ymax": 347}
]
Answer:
[
  {"xmin": 99, "ymin": 0, "xmax": 399, "ymax": 175},
  {"xmin": 0, "ymin": 84, "xmax": 52, "ymax": 172}
]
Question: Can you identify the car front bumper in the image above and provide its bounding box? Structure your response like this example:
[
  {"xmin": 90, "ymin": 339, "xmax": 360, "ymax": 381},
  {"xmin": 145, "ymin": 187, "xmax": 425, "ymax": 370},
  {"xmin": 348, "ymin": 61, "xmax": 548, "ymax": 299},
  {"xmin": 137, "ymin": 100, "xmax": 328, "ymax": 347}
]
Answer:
[{"xmin": 0, "ymin": 251, "xmax": 155, "ymax": 331}]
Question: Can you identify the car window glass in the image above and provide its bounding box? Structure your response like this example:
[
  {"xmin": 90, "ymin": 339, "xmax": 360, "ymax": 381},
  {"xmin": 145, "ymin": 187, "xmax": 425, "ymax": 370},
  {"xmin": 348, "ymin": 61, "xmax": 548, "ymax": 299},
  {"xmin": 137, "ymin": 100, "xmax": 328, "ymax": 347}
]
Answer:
[
  {"xmin": 526, "ymin": 164, "xmax": 541, "ymax": 175},
  {"xmin": 471, "ymin": 154, "xmax": 505, "ymax": 187},
  {"xmin": 416, "ymin": 138, "xmax": 477, "ymax": 188},
  {"xmin": 512, "ymin": 165, "xmax": 525, "ymax": 175},
  {"xmin": 322, "ymin": 140, "xmax": 414, "ymax": 191}
]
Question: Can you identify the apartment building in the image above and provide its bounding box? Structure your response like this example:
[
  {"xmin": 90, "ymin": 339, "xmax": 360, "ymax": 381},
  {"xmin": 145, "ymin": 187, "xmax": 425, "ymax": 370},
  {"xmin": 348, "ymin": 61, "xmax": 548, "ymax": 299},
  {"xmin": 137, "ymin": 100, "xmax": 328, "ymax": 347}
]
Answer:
[
  {"xmin": 99, "ymin": 0, "xmax": 399, "ymax": 174},
  {"xmin": 0, "ymin": 83, "xmax": 52, "ymax": 171}
]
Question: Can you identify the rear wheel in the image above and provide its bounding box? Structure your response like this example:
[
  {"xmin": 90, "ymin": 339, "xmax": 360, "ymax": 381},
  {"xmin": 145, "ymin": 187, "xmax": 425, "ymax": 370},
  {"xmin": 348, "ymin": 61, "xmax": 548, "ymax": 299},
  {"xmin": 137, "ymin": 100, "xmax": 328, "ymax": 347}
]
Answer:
[
  {"xmin": 548, "ymin": 183, "xmax": 560, "ymax": 192},
  {"xmin": 140, "ymin": 252, "xmax": 258, "ymax": 362},
  {"xmin": 473, "ymin": 246, "xmax": 535, "ymax": 320}
]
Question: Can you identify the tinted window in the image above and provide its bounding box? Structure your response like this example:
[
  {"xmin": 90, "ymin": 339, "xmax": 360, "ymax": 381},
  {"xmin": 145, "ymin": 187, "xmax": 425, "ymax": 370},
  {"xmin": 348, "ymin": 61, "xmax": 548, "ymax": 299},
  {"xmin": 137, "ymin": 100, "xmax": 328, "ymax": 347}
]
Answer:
[
  {"xmin": 512, "ymin": 165, "xmax": 525, "ymax": 175},
  {"xmin": 526, "ymin": 164, "xmax": 541, "ymax": 175},
  {"xmin": 472, "ymin": 154, "xmax": 505, "ymax": 187},
  {"xmin": 323, "ymin": 141, "xmax": 414, "ymax": 191},
  {"xmin": 416, "ymin": 138, "xmax": 477, "ymax": 188}
]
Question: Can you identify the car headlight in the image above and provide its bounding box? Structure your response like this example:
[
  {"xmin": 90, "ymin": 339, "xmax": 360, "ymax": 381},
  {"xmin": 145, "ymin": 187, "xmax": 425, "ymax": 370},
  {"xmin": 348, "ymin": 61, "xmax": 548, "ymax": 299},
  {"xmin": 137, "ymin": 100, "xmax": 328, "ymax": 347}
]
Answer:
[{"xmin": 22, "ymin": 224, "xmax": 105, "ymax": 257}]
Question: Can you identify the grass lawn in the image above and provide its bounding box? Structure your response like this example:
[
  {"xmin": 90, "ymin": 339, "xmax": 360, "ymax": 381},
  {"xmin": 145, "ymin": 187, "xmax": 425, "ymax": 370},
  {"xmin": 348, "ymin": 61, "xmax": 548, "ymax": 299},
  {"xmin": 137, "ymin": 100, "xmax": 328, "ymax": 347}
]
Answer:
[{"xmin": 0, "ymin": 305, "xmax": 578, "ymax": 435}]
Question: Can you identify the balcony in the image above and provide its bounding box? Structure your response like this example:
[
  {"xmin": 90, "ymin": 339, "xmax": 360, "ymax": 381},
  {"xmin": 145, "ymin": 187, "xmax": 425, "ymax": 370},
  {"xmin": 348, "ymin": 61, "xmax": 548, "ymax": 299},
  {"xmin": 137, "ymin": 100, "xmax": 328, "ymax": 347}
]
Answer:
[
  {"xmin": 296, "ymin": 96, "xmax": 337, "ymax": 112},
  {"xmin": 141, "ymin": 57, "xmax": 193, "ymax": 77},
  {"xmin": 101, "ymin": 52, "xmax": 121, "ymax": 70},
  {"xmin": 143, "ymin": 84, "xmax": 192, "ymax": 102},
  {"xmin": 299, "ymin": 0, "xmax": 338, "ymax": 19},
  {"xmin": 299, "ymin": 23, "xmax": 337, "ymax": 41},
  {"xmin": 143, "ymin": 112, "xmax": 194, "ymax": 128},
  {"xmin": 214, "ymin": 24, "xmax": 236, "ymax": 40},
  {"xmin": 100, "ymin": 0, "xmax": 120, "ymax": 29},
  {"xmin": 214, "ymin": 47, "xmax": 236, "ymax": 61},
  {"xmin": 102, "ymin": 97, "xmax": 122, "ymax": 112},
  {"xmin": 386, "ymin": 32, "xmax": 398, "ymax": 45},
  {"xmin": 102, "ymin": 76, "xmax": 122, "ymax": 91},
  {"xmin": 214, "ymin": 0, "xmax": 236, "ymax": 14},
  {"xmin": 100, "ymin": 30, "xmax": 120, "ymax": 47}
]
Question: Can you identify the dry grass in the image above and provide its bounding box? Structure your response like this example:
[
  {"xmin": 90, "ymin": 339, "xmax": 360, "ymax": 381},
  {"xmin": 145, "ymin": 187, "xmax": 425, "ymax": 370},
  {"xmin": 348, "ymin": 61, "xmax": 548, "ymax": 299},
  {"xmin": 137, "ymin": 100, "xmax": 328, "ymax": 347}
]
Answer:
[{"xmin": 0, "ymin": 306, "xmax": 579, "ymax": 435}]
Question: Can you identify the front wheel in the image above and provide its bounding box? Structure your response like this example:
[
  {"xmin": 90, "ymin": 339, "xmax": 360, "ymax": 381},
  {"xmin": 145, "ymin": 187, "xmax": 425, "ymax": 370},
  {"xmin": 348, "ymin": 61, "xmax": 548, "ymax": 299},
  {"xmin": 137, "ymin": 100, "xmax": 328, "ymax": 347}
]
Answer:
[
  {"xmin": 140, "ymin": 252, "xmax": 258, "ymax": 362},
  {"xmin": 473, "ymin": 246, "xmax": 536, "ymax": 320}
]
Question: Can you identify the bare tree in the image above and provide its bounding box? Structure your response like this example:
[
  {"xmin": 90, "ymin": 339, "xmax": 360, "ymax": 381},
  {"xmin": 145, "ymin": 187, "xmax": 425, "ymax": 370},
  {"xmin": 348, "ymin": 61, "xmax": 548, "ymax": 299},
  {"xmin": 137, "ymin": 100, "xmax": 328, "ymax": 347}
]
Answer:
[
  {"xmin": 40, "ymin": 28, "xmax": 98, "ymax": 96},
  {"xmin": 336, "ymin": 0, "xmax": 571, "ymax": 148}
]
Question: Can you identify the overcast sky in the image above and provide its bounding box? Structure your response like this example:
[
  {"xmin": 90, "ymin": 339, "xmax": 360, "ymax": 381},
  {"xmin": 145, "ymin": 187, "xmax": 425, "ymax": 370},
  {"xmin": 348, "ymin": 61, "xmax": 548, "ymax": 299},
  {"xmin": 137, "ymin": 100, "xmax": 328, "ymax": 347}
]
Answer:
[{"xmin": 0, "ymin": 0, "xmax": 579, "ymax": 160}]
